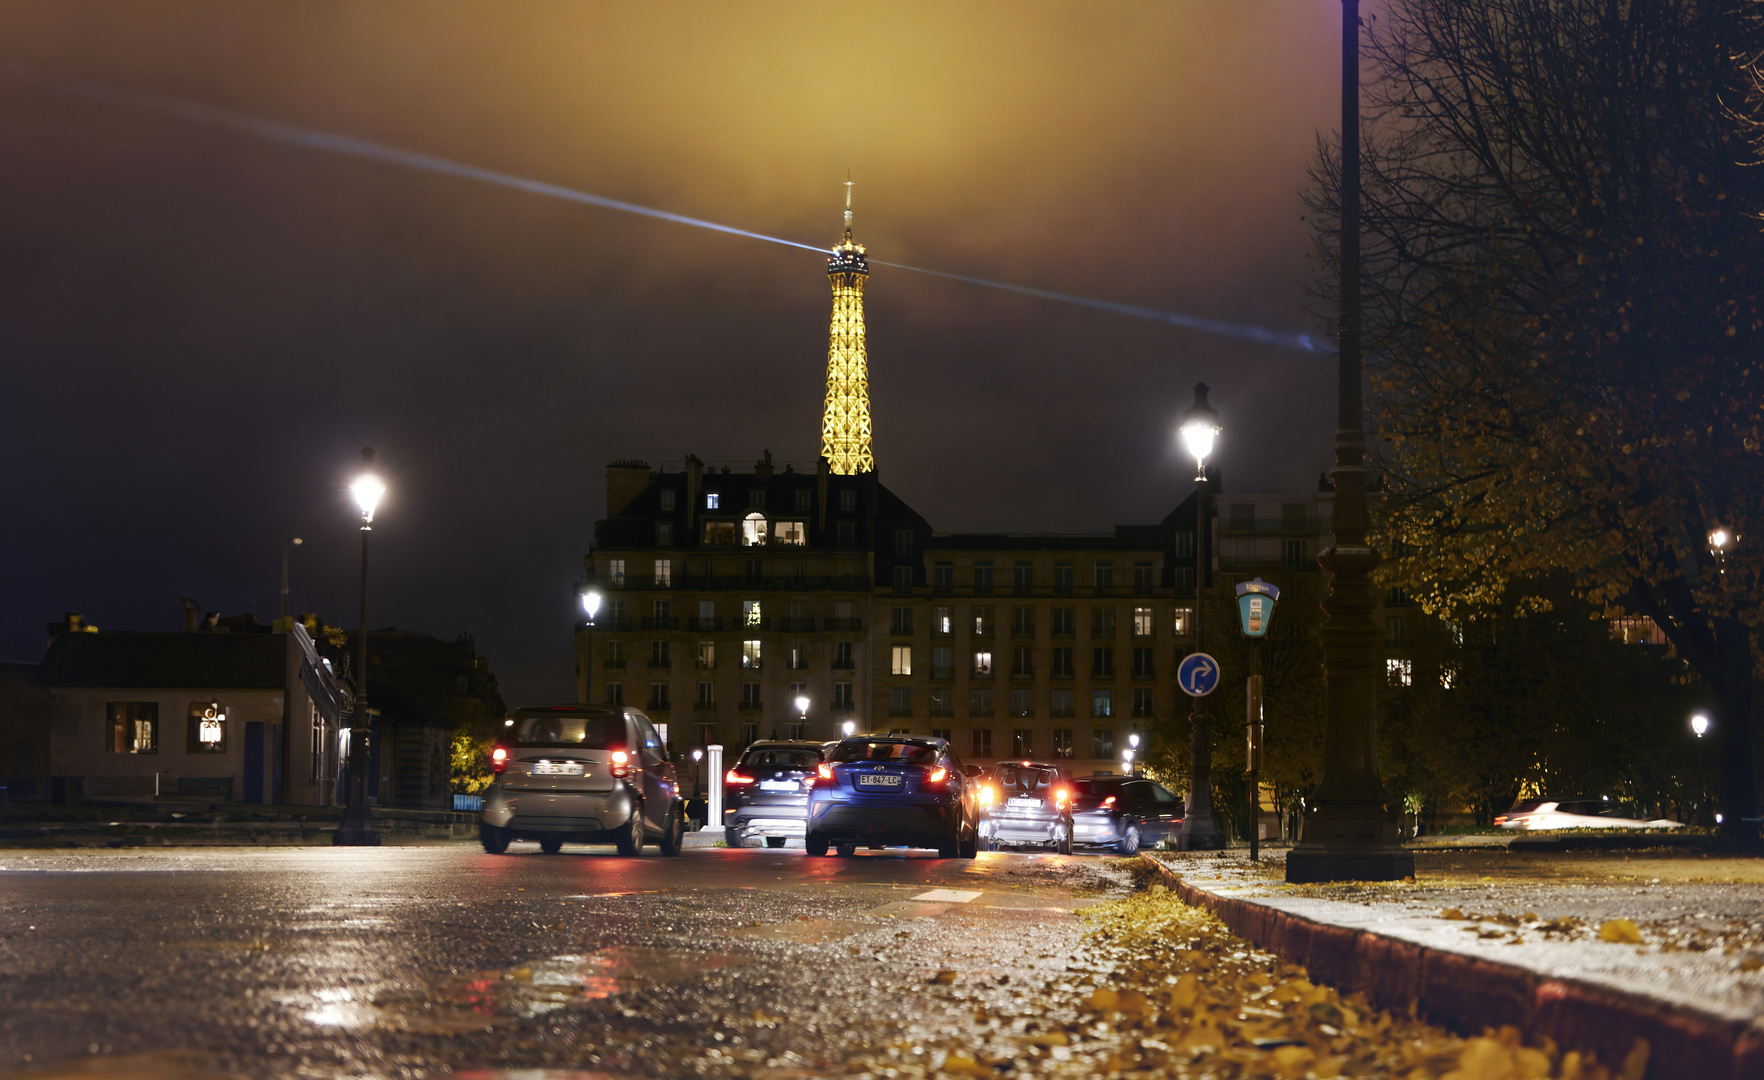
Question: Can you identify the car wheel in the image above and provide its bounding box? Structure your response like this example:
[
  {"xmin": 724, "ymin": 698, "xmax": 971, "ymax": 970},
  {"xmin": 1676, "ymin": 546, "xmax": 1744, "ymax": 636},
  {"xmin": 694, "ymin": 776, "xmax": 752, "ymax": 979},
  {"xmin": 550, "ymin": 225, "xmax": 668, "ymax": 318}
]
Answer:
[
  {"xmin": 961, "ymin": 827, "xmax": 978, "ymax": 860},
  {"xmin": 723, "ymin": 827, "xmax": 746, "ymax": 849},
  {"xmin": 1116, "ymin": 824, "xmax": 1141, "ymax": 855},
  {"xmin": 834, "ymin": 841, "xmax": 857, "ymax": 857},
  {"xmin": 479, "ymin": 824, "xmax": 509, "ymax": 854},
  {"xmin": 616, "ymin": 808, "xmax": 645, "ymax": 857},
  {"xmin": 766, "ymin": 837, "xmax": 788, "ymax": 849},
  {"xmin": 659, "ymin": 806, "xmax": 685, "ymax": 856},
  {"xmin": 937, "ymin": 817, "xmax": 961, "ymax": 859},
  {"xmin": 539, "ymin": 835, "xmax": 564, "ymax": 855},
  {"xmin": 805, "ymin": 832, "xmax": 830, "ymax": 857}
]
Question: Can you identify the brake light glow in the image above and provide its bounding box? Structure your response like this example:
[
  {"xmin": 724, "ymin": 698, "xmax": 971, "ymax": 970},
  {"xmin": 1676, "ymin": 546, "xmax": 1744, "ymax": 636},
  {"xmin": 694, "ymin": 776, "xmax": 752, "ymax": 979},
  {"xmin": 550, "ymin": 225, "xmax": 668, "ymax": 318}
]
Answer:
[
  {"xmin": 1101, "ymin": 795, "xmax": 1116, "ymax": 809},
  {"xmin": 491, "ymin": 746, "xmax": 509, "ymax": 774},
  {"xmin": 926, "ymin": 767, "xmax": 948, "ymax": 785},
  {"xmin": 817, "ymin": 762, "xmax": 834, "ymax": 781},
  {"xmin": 609, "ymin": 749, "xmax": 631, "ymax": 778},
  {"xmin": 725, "ymin": 769, "xmax": 755, "ymax": 785},
  {"xmin": 1052, "ymin": 787, "xmax": 1070, "ymax": 807},
  {"xmin": 978, "ymin": 784, "xmax": 997, "ymax": 807}
]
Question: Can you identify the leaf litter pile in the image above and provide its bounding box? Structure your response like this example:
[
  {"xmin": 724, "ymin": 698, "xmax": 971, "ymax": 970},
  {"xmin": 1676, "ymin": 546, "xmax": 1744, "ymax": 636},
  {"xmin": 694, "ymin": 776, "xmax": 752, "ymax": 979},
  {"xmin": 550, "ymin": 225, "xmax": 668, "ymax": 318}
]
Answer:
[{"xmin": 854, "ymin": 883, "xmax": 1650, "ymax": 1080}]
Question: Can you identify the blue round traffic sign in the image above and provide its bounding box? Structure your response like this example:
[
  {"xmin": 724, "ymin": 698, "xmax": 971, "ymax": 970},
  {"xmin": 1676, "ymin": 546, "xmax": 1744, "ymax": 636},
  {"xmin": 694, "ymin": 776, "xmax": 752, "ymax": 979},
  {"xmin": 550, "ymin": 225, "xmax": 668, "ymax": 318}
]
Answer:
[{"xmin": 1177, "ymin": 652, "xmax": 1221, "ymax": 697}]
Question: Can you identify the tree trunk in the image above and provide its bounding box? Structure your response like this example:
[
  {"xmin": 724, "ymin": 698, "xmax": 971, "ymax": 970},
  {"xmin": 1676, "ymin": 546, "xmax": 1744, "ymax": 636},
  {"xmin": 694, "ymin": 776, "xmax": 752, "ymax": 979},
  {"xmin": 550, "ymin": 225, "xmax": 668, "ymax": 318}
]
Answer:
[{"xmin": 1711, "ymin": 619, "xmax": 1759, "ymax": 850}]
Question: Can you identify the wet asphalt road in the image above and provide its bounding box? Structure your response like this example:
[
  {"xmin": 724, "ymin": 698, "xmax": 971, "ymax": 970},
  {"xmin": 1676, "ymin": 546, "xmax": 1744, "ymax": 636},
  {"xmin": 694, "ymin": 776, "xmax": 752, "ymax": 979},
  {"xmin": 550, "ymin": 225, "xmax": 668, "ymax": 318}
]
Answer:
[{"xmin": 0, "ymin": 843, "xmax": 1129, "ymax": 1079}]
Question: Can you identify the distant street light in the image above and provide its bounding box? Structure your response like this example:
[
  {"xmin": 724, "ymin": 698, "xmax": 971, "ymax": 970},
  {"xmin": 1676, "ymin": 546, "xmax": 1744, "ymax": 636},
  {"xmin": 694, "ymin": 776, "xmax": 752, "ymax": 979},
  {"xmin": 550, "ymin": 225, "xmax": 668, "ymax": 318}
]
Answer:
[
  {"xmin": 1692, "ymin": 712, "xmax": 1711, "ymax": 825},
  {"xmin": 582, "ymin": 589, "xmax": 603, "ymax": 621},
  {"xmin": 335, "ymin": 447, "xmax": 384, "ymax": 847},
  {"xmin": 1692, "ymin": 713, "xmax": 1711, "ymax": 738},
  {"xmin": 842, "ymin": 719, "xmax": 856, "ymax": 739},
  {"xmin": 1176, "ymin": 383, "xmax": 1225, "ymax": 851}
]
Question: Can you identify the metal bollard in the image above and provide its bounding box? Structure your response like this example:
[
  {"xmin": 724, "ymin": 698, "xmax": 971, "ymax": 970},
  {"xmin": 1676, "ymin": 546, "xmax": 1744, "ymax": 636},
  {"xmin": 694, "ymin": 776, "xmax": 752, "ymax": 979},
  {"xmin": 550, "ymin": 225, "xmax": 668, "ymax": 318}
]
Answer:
[{"xmin": 706, "ymin": 744, "xmax": 723, "ymax": 833}]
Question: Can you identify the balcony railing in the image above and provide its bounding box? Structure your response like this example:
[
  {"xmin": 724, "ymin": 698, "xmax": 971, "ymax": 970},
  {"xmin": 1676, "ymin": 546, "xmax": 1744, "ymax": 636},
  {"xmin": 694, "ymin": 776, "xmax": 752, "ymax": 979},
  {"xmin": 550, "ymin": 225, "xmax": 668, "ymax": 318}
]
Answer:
[
  {"xmin": 640, "ymin": 617, "xmax": 679, "ymax": 631},
  {"xmin": 777, "ymin": 617, "xmax": 817, "ymax": 633},
  {"xmin": 686, "ymin": 616, "xmax": 724, "ymax": 632},
  {"xmin": 824, "ymin": 617, "xmax": 863, "ymax": 631}
]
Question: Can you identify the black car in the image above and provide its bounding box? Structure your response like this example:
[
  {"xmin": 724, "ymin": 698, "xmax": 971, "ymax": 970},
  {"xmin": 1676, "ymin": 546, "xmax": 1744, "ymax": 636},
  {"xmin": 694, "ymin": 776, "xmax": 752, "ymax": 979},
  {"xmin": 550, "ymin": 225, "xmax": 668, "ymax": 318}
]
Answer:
[
  {"xmin": 723, "ymin": 740, "xmax": 826, "ymax": 847},
  {"xmin": 1070, "ymin": 776, "xmax": 1184, "ymax": 853},
  {"xmin": 977, "ymin": 761, "xmax": 1075, "ymax": 853},
  {"xmin": 805, "ymin": 735, "xmax": 979, "ymax": 858}
]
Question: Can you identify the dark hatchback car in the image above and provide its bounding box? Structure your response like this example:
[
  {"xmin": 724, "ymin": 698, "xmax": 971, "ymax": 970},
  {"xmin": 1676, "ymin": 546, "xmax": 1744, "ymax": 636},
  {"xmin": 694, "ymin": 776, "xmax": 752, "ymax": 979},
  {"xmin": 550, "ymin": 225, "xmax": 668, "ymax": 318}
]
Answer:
[
  {"xmin": 480, "ymin": 704, "xmax": 684, "ymax": 856},
  {"xmin": 722, "ymin": 740, "xmax": 826, "ymax": 847},
  {"xmin": 1070, "ymin": 777, "xmax": 1185, "ymax": 854},
  {"xmin": 978, "ymin": 761, "xmax": 1075, "ymax": 853},
  {"xmin": 806, "ymin": 736, "xmax": 979, "ymax": 858}
]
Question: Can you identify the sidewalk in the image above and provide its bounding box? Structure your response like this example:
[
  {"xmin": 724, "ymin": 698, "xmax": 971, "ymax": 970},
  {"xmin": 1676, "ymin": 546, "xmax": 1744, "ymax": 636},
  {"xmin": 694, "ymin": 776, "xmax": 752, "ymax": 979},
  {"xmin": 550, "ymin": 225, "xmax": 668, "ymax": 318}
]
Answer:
[{"xmin": 1148, "ymin": 846, "xmax": 1764, "ymax": 1078}]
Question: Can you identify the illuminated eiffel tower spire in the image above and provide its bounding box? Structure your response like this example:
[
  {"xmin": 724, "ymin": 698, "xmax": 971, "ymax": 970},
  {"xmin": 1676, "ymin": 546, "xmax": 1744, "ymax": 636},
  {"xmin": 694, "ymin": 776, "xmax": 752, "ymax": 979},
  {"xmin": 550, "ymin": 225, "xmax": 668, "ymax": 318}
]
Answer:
[{"xmin": 820, "ymin": 177, "xmax": 874, "ymax": 474}]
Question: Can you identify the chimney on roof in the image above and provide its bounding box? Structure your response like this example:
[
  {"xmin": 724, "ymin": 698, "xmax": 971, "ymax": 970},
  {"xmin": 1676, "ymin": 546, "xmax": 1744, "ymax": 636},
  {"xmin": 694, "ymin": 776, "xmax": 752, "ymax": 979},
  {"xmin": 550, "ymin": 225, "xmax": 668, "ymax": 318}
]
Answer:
[
  {"xmin": 182, "ymin": 596, "xmax": 201, "ymax": 633},
  {"xmin": 605, "ymin": 459, "xmax": 652, "ymax": 517},
  {"xmin": 755, "ymin": 449, "xmax": 775, "ymax": 481}
]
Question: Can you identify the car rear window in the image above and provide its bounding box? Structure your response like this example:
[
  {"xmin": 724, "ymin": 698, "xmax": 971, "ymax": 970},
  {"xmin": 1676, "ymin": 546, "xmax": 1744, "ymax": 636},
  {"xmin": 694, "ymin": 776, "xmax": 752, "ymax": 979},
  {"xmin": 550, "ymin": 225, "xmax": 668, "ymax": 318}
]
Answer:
[
  {"xmin": 994, "ymin": 765, "xmax": 1060, "ymax": 793},
  {"xmin": 510, "ymin": 711, "xmax": 622, "ymax": 749},
  {"xmin": 1073, "ymin": 779, "xmax": 1126, "ymax": 798},
  {"xmin": 741, "ymin": 748, "xmax": 822, "ymax": 770},
  {"xmin": 829, "ymin": 740, "xmax": 939, "ymax": 765}
]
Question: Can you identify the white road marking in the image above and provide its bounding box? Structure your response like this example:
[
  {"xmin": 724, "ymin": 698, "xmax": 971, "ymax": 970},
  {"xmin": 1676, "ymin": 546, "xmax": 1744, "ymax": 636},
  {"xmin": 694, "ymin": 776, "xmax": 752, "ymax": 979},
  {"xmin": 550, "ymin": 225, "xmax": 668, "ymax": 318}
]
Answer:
[{"xmin": 911, "ymin": 889, "xmax": 983, "ymax": 903}]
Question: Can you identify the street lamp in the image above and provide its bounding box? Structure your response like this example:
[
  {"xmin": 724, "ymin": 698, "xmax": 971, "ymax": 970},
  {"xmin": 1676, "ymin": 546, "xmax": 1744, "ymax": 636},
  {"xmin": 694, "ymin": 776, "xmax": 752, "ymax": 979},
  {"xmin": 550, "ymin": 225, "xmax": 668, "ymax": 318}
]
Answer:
[
  {"xmin": 1692, "ymin": 712, "xmax": 1711, "ymax": 825},
  {"xmin": 578, "ymin": 587, "xmax": 604, "ymax": 704},
  {"xmin": 1285, "ymin": 0, "xmax": 1415, "ymax": 882},
  {"xmin": 1176, "ymin": 383, "xmax": 1225, "ymax": 850},
  {"xmin": 334, "ymin": 447, "xmax": 384, "ymax": 846},
  {"xmin": 582, "ymin": 588, "xmax": 603, "ymax": 621},
  {"xmin": 842, "ymin": 719, "xmax": 856, "ymax": 739},
  {"xmin": 794, "ymin": 694, "xmax": 810, "ymax": 738}
]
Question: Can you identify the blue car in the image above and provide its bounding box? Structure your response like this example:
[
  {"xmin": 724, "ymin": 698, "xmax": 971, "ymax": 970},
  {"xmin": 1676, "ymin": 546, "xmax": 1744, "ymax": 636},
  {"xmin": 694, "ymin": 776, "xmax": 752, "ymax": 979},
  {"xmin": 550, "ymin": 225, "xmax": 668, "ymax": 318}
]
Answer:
[{"xmin": 805, "ymin": 735, "xmax": 979, "ymax": 858}]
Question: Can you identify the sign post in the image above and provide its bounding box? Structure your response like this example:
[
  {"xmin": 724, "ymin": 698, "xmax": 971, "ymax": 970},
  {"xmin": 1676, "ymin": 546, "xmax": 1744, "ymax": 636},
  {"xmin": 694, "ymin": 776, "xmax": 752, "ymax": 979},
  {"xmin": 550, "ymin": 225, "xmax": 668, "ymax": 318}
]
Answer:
[{"xmin": 1234, "ymin": 578, "xmax": 1280, "ymax": 860}]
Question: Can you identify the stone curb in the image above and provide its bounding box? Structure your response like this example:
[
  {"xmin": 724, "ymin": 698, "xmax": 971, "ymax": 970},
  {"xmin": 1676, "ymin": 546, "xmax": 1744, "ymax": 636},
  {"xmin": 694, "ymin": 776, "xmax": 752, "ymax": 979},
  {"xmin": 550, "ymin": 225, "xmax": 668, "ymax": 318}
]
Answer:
[{"xmin": 1136, "ymin": 853, "xmax": 1763, "ymax": 1080}]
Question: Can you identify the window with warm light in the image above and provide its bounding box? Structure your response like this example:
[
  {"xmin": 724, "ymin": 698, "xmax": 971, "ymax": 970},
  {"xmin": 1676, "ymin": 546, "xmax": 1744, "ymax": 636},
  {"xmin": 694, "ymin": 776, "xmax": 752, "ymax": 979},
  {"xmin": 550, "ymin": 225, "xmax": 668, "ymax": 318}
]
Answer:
[
  {"xmin": 741, "ymin": 640, "xmax": 762, "ymax": 669},
  {"xmin": 608, "ymin": 559, "xmax": 626, "ymax": 585},
  {"xmin": 891, "ymin": 645, "xmax": 912, "ymax": 676},
  {"xmin": 654, "ymin": 559, "xmax": 672, "ymax": 587},
  {"xmin": 186, "ymin": 702, "xmax": 227, "ymax": 754},
  {"xmin": 1133, "ymin": 607, "xmax": 1154, "ymax": 637},
  {"xmin": 973, "ymin": 650, "xmax": 993, "ymax": 677},
  {"xmin": 774, "ymin": 520, "xmax": 806, "ymax": 545},
  {"xmin": 1386, "ymin": 658, "xmax": 1413, "ymax": 686},
  {"xmin": 743, "ymin": 599, "xmax": 762, "ymax": 626},
  {"xmin": 106, "ymin": 702, "xmax": 158, "ymax": 754},
  {"xmin": 742, "ymin": 512, "xmax": 767, "ymax": 547},
  {"xmin": 697, "ymin": 641, "xmax": 715, "ymax": 669}
]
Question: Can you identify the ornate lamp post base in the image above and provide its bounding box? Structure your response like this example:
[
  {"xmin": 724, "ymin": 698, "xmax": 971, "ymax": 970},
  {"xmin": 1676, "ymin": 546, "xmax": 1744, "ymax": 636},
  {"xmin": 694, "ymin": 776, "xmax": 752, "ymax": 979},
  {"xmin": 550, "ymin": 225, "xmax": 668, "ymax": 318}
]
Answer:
[
  {"xmin": 1285, "ymin": 803, "xmax": 1410, "ymax": 882},
  {"xmin": 331, "ymin": 771, "xmax": 381, "ymax": 846}
]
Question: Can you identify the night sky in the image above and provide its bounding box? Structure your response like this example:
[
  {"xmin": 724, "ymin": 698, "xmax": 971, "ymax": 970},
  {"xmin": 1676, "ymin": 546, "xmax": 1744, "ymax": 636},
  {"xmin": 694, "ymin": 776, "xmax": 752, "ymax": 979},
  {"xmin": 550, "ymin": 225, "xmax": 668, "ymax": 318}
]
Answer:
[{"xmin": 1, "ymin": 2, "xmax": 1344, "ymax": 704}]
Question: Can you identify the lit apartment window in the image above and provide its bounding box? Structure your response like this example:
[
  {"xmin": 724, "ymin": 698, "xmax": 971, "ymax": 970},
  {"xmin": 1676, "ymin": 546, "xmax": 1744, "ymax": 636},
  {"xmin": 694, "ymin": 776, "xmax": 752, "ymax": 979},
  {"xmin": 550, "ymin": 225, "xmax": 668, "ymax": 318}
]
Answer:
[
  {"xmin": 696, "ymin": 682, "xmax": 715, "ymax": 710},
  {"xmin": 891, "ymin": 645, "xmax": 913, "ymax": 676},
  {"xmin": 972, "ymin": 650, "xmax": 993, "ymax": 677},
  {"xmin": 890, "ymin": 687, "xmax": 913, "ymax": 717},
  {"xmin": 186, "ymin": 703, "xmax": 226, "ymax": 754},
  {"xmin": 742, "ymin": 640, "xmax": 762, "ymax": 669},
  {"xmin": 654, "ymin": 559, "xmax": 672, "ymax": 587},
  {"xmin": 1132, "ymin": 688, "xmax": 1154, "ymax": 718},
  {"xmin": 660, "ymin": 489, "xmax": 676, "ymax": 511},
  {"xmin": 743, "ymin": 599, "xmax": 763, "ymax": 626},
  {"xmin": 1387, "ymin": 658, "xmax": 1413, "ymax": 687},
  {"xmin": 1052, "ymin": 728, "xmax": 1074, "ymax": 759},
  {"xmin": 774, "ymin": 521, "xmax": 806, "ymax": 545},
  {"xmin": 1010, "ymin": 689, "xmax": 1033, "ymax": 718},
  {"xmin": 970, "ymin": 688, "xmax": 994, "ymax": 717},
  {"xmin": 932, "ymin": 647, "xmax": 954, "ymax": 679},
  {"xmin": 1091, "ymin": 728, "xmax": 1115, "ymax": 758},
  {"xmin": 973, "ymin": 606, "xmax": 994, "ymax": 637},
  {"xmin": 742, "ymin": 512, "xmax": 767, "ymax": 547},
  {"xmin": 1051, "ymin": 688, "xmax": 1075, "ymax": 718},
  {"xmin": 697, "ymin": 641, "xmax": 715, "ymax": 669},
  {"xmin": 972, "ymin": 728, "xmax": 993, "ymax": 758},
  {"xmin": 741, "ymin": 683, "xmax": 762, "ymax": 709},
  {"xmin": 608, "ymin": 559, "xmax": 626, "ymax": 585},
  {"xmin": 1092, "ymin": 690, "xmax": 1113, "ymax": 718},
  {"xmin": 107, "ymin": 703, "xmax": 158, "ymax": 754},
  {"xmin": 833, "ymin": 682, "xmax": 854, "ymax": 710},
  {"xmin": 929, "ymin": 688, "xmax": 953, "ymax": 717},
  {"xmin": 1441, "ymin": 665, "xmax": 1457, "ymax": 690},
  {"xmin": 933, "ymin": 606, "xmax": 953, "ymax": 635},
  {"xmin": 1173, "ymin": 607, "xmax": 1194, "ymax": 636},
  {"xmin": 1133, "ymin": 607, "xmax": 1154, "ymax": 637},
  {"xmin": 789, "ymin": 642, "xmax": 807, "ymax": 670},
  {"xmin": 706, "ymin": 492, "xmax": 721, "ymax": 509},
  {"xmin": 703, "ymin": 520, "xmax": 737, "ymax": 545}
]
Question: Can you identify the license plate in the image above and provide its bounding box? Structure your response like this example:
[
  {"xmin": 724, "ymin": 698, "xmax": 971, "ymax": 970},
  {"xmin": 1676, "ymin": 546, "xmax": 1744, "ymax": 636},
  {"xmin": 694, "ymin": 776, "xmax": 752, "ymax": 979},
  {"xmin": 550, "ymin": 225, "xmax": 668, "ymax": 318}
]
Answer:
[
  {"xmin": 759, "ymin": 780, "xmax": 798, "ymax": 792},
  {"xmin": 856, "ymin": 773, "xmax": 903, "ymax": 789},
  {"xmin": 1009, "ymin": 798, "xmax": 1040, "ymax": 808},
  {"xmin": 531, "ymin": 761, "xmax": 584, "ymax": 776}
]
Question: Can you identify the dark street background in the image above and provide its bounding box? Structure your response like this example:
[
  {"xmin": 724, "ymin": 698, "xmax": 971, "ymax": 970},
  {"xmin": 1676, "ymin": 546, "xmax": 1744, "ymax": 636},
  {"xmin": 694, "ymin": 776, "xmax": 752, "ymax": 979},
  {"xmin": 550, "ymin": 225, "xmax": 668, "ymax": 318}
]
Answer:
[{"xmin": 0, "ymin": 2, "xmax": 1342, "ymax": 701}]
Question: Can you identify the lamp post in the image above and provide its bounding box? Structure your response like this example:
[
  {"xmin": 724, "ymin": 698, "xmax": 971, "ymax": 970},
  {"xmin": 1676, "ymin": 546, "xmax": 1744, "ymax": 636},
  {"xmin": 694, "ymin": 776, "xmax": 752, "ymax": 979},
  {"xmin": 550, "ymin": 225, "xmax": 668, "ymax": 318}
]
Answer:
[
  {"xmin": 795, "ymin": 694, "xmax": 811, "ymax": 739},
  {"xmin": 334, "ymin": 447, "xmax": 385, "ymax": 847},
  {"xmin": 1176, "ymin": 383, "xmax": 1225, "ymax": 850},
  {"xmin": 1285, "ymin": 0, "xmax": 1415, "ymax": 882},
  {"xmin": 580, "ymin": 588, "xmax": 603, "ymax": 704},
  {"xmin": 842, "ymin": 719, "xmax": 856, "ymax": 739},
  {"xmin": 1691, "ymin": 713, "xmax": 1710, "ymax": 825}
]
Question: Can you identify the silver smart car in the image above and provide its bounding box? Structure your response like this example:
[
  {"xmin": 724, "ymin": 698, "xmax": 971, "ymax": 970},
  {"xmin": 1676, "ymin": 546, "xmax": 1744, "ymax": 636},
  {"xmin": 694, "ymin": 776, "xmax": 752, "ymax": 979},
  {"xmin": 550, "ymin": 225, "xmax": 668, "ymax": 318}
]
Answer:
[{"xmin": 479, "ymin": 704, "xmax": 685, "ymax": 856}]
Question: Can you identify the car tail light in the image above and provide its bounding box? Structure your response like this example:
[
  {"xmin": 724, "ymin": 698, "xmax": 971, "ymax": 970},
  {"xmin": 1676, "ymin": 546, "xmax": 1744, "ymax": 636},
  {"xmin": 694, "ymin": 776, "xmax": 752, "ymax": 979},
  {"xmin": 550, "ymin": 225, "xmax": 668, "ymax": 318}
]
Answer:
[
  {"xmin": 491, "ymin": 746, "xmax": 509, "ymax": 775},
  {"xmin": 725, "ymin": 768, "xmax": 754, "ymax": 785},
  {"xmin": 978, "ymin": 784, "xmax": 997, "ymax": 807},
  {"xmin": 816, "ymin": 762, "xmax": 835, "ymax": 783},
  {"xmin": 609, "ymin": 750, "xmax": 631, "ymax": 778},
  {"xmin": 925, "ymin": 767, "xmax": 948, "ymax": 785},
  {"xmin": 1052, "ymin": 787, "xmax": 1070, "ymax": 808},
  {"xmin": 1100, "ymin": 795, "xmax": 1116, "ymax": 809}
]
